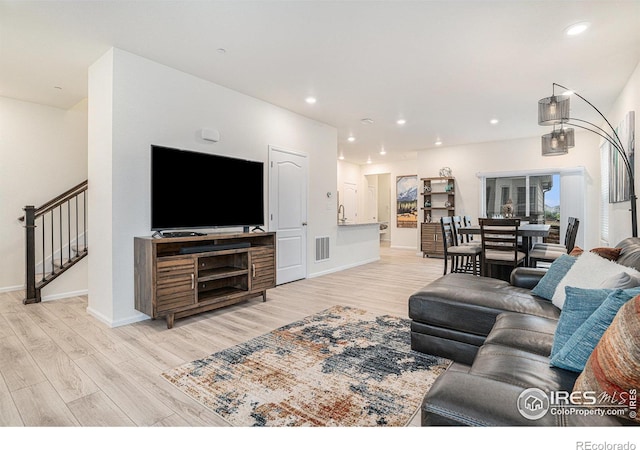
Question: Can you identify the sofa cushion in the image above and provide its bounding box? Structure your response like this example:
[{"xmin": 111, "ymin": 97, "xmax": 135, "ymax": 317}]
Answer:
[
  {"xmin": 469, "ymin": 343, "xmax": 579, "ymax": 392},
  {"xmin": 530, "ymin": 254, "xmax": 576, "ymax": 301},
  {"xmin": 599, "ymin": 271, "xmax": 640, "ymax": 289},
  {"xmin": 409, "ymin": 273, "xmax": 560, "ymax": 338},
  {"xmin": 484, "ymin": 312, "xmax": 557, "ymax": 356},
  {"xmin": 551, "ymin": 251, "xmax": 640, "ymax": 309},
  {"xmin": 550, "ymin": 287, "xmax": 640, "ymax": 372},
  {"xmin": 573, "ymin": 294, "xmax": 640, "ymax": 423},
  {"xmin": 614, "ymin": 237, "xmax": 640, "ymax": 271},
  {"xmin": 422, "ymin": 365, "xmax": 624, "ymax": 426},
  {"xmin": 549, "ymin": 287, "xmax": 613, "ymax": 359}
]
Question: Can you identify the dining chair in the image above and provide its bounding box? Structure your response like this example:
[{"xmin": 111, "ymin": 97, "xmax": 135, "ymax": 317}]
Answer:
[
  {"xmin": 529, "ymin": 217, "xmax": 579, "ymax": 268},
  {"xmin": 532, "ymin": 217, "xmax": 579, "ymax": 252},
  {"xmin": 479, "ymin": 218, "xmax": 526, "ymax": 279},
  {"xmin": 441, "ymin": 216, "xmax": 482, "ymax": 276},
  {"xmin": 453, "ymin": 215, "xmax": 482, "ymax": 273},
  {"xmin": 462, "ymin": 215, "xmax": 482, "ymax": 247}
]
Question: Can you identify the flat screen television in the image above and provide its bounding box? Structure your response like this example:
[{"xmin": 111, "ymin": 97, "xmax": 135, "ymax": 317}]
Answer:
[{"xmin": 151, "ymin": 145, "xmax": 264, "ymax": 231}]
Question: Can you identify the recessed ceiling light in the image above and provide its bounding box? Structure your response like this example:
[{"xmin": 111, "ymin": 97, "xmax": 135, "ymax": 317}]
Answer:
[
  {"xmin": 53, "ymin": 86, "xmax": 62, "ymax": 90},
  {"xmin": 380, "ymin": 147, "xmax": 386, "ymax": 155},
  {"xmin": 216, "ymin": 48, "xmax": 227, "ymax": 54},
  {"xmin": 396, "ymin": 119, "xmax": 406, "ymax": 125},
  {"xmin": 490, "ymin": 118, "xmax": 499, "ymax": 125},
  {"xmin": 338, "ymin": 154, "xmax": 345, "ymax": 160},
  {"xmin": 565, "ymin": 22, "xmax": 590, "ymax": 36},
  {"xmin": 435, "ymin": 140, "xmax": 443, "ymax": 146},
  {"xmin": 305, "ymin": 96, "xmax": 317, "ymax": 104},
  {"xmin": 361, "ymin": 118, "xmax": 374, "ymax": 125},
  {"xmin": 347, "ymin": 136, "xmax": 355, "ymax": 142},
  {"xmin": 366, "ymin": 158, "xmax": 372, "ymax": 164}
]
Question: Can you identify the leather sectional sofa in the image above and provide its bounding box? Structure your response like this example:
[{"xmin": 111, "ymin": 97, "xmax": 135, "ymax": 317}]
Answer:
[{"xmin": 408, "ymin": 237, "xmax": 640, "ymax": 426}]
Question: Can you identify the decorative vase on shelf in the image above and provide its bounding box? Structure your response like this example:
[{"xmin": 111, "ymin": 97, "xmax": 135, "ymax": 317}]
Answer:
[{"xmin": 439, "ymin": 167, "xmax": 452, "ymax": 177}]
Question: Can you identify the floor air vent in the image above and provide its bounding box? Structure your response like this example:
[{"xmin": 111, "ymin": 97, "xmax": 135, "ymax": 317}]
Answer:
[{"xmin": 315, "ymin": 236, "xmax": 330, "ymax": 262}]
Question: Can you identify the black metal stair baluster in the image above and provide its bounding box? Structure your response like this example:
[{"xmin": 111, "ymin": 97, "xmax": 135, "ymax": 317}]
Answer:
[
  {"xmin": 50, "ymin": 211, "xmax": 54, "ymax": 275},
  {"xmin": 59, "ymin": 204, "xmax": 62, "ymax": 271},
  {"xmin": 84, "ymin": 191, "xmax": 87, "ymax": 251},
  {"xmin": 68, "ymin": 200, "xmax": 71, "ymax": 262},
  {"xmin": 41, "ymin": 215, "xmax": 45, "ymax": 283},
  {"xmin": 75, "ymin": 196, "xmax": 79, "ymax": 258}
]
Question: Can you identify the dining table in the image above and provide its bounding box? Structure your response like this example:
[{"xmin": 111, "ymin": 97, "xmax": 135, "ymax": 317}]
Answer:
[{"xmin": 457, "ymin": 223, "xmax": 551, "ymax": 267}]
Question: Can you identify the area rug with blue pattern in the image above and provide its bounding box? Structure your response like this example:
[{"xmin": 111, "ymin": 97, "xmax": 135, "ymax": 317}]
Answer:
[{"xmin": 161, "ymin": 305, "xmax": 451, "ymax": 426}]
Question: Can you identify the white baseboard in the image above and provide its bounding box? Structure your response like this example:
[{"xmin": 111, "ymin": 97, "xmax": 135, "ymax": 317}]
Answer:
[
  {"xmin": 389, "ymin": 245, "xmax": 418, "ymax": 250},
  {"xmin": 42, "ymin": 289, "xmax": 88, "ymax": 302},
  {"xmin": 0, "ymin": 284, "xmax": 24, "ymax": 293},
  {"xmin": 86, "ymin": 306, "xmax": 149, "ymax": 328},
  {"xmin": 307, "ymin": 257, "xmax": 380, "ymax": 279},
  {"xmin": 0, "ymin": 285, "xmax": 89, "ymax": 302}
]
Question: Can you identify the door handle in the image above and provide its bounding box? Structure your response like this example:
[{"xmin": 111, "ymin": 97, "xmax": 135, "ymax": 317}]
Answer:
[{"xmin": 302, "ymin": 222, "xmax": 308, "ymax": 226}]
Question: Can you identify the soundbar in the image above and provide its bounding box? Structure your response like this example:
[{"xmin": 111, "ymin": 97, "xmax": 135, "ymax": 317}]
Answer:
[
  {"xmin": 162, "ymin": 231, "xmax": 206, "ymax": 238},
  {"xmin": 179, "ymin": 242, "xmax": 251, "ymax": 254}
]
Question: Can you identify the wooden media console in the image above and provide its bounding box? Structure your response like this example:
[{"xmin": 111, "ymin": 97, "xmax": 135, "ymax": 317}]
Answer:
[{"xmin": 134, "ymin": 232, "xmax": 276, "ymax": 328}]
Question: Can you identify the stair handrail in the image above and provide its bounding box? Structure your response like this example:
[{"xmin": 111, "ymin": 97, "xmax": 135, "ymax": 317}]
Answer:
[
  {"xmin": 18, "ymin": 180, "xmax": 88, "ymax": 222},
  {"xmin": 21, "ymin": 179, "xmax": 88, "ymax": 304}
]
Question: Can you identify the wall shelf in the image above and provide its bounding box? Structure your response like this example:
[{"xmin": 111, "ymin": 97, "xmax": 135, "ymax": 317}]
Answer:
[{"xmin": 420, "ymin": 177, "xmax": 455, "ymax": 258}]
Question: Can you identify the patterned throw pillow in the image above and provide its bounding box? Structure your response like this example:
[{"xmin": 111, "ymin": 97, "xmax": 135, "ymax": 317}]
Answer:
[{"xmin": 573, "ymin": 295, "xmax": 640, "ymax": 423}]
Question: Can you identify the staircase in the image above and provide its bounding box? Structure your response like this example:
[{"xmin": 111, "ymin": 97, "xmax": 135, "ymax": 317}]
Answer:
[{"xmin": 19, "ymin": 180, "xmax": 88, "ymax": 304}]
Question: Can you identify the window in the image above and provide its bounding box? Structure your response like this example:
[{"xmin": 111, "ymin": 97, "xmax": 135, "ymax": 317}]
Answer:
[
  {"xmin": 479, "ymin": 168, "xmax": 584, "ymax": 248},
  {"xmin": 484, "ymin": 175, "xmax": 551, "ymax": 221}
]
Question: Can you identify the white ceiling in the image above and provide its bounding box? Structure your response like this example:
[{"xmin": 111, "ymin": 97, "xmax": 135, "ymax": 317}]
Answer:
[{"xmin": 2, "ymin": 1, "xmax": 640, "ymax": 164}]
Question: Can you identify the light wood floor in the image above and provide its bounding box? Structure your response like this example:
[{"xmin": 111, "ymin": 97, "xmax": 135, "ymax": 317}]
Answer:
[{"xmin": 0, "ymin": 244, "xmax": 444, "ymax": 428}]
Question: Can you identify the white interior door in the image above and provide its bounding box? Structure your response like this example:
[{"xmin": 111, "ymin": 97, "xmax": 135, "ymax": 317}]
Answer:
[
  {"xmin": 342, "ymin": 182, "xmax": 357, "ymax": 222},
  {"xmin": 269, "ymin": 147, "xmax": 308, "ymax": 285},
  {"xmin": 366, "ymin": 184, "xmax": 377, "ymax": 222}
]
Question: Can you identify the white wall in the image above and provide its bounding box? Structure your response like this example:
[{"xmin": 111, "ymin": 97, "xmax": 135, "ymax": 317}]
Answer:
[
  {"xmin": 417, "ymin": 134, "xmax": 601, "ymax": 250},
  {"xmin": 603, "ymin": 61, "xmax": 640, "ymax": 246},
  {"xmin": 359, "ymin": 159, "xmax": 423, "ymax": 250},
  {"xmin": 0, "ymin": 96, "xmax": 88, "ymax": 297},
  {"xmin": 88, "ymin": 48, "xmax": 339, "ymax": 326},
  {"xmin": 345, "ymin": 133, "xmax": 602, "ymax": 251}
]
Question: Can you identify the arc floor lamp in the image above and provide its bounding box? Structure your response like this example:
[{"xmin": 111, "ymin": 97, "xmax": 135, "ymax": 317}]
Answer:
[{"xmin": 538, "ymin": 82, "xmax": 637, "ymax": 237}]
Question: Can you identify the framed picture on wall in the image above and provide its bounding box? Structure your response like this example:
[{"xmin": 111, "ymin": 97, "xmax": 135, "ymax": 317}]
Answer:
[
  {"xmin": 609, "ymin": 111, "xmax": 635, "ymax": 203},
  {"xmin": 396, "ymin": 175, "xmax": 418, "ymax": 228}
]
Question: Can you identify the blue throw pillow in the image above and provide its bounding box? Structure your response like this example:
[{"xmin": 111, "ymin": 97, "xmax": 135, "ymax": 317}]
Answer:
[
  {"xmin": 531, "ymin": 254, "xmax": 576, "ymax": 301},
  {"xmin": 549, "ymin": 287, "xmax": 612, "ymax": 358},
  {"xmin": 550, "ymin": 287, "xmax": 640, "ymax": 372}
]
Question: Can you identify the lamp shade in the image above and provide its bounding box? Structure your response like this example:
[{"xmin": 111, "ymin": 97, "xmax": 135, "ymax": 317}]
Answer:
[
  {"xmin": 541, "ymin": 127, "xmax": 574, "ymax": 156},
  {"xmin": 538, "ymin": 95, "xmax": 570, "ymax": 125}
]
